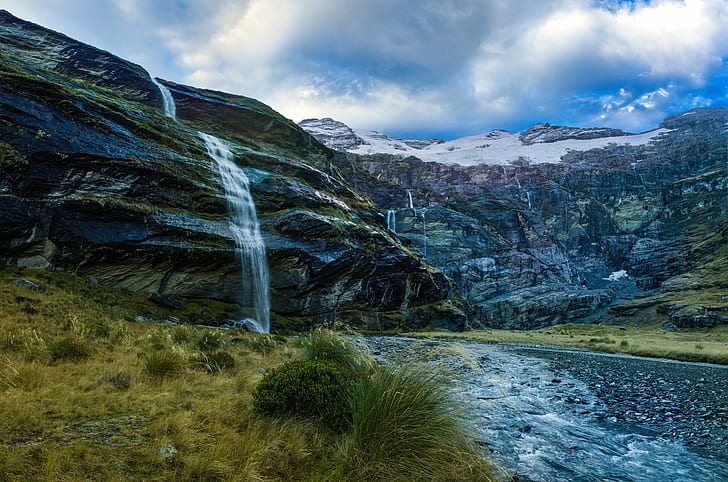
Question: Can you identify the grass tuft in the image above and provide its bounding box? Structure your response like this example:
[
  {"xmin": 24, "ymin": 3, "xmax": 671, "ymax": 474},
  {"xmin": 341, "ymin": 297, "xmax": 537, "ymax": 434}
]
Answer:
[
  {"xmin": 142, "ymin": 350, "xmax": 184, "ymax": 378},
  {"xmin": 348, "ymin": 354, "xmax": 496, "ymax": 481},
  {"xmin": 300, "ymin": 328, "xmax": 376, "ymax": 373},
  {"xmin": 48, "ymin": 337, "xmax": 92, "ymax": 361}
]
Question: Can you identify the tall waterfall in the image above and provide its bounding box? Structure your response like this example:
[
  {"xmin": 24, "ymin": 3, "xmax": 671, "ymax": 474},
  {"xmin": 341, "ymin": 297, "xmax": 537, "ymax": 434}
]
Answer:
[
  {"xmin": 407, "ymin": 190, "xmax": 414, "ymax": 210},
  {"xmin": 199, "ymin": 132, "xmax": 270, "ymax": 333},
  {"xmin": 151, "ymin": 78, "xmax": 176, "ymax": 119},
  {"xmin": 386, "ymin": 209, "xmax": 397, "ymax": 234}
]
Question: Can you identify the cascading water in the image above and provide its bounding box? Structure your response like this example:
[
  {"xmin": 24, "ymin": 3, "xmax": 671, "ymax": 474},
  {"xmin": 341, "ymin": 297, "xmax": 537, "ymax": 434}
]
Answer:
[
  {"xmin": 386, "ymin": 209, "xmax": 397, "ymax": 234},
  {"xmin": 151, "ymin": 78, "xmax": 176, "ymax": 119},
  {"xmin": 406, "ymin": 190, "xmax": 414, "ymax": 210},
  {"xmin": 420, "ymin": 208, "xmax": 427, "ymax": 259},
  {"xmin": 199, "ymin": 132, "xmax": 270, "ymax": 333}
]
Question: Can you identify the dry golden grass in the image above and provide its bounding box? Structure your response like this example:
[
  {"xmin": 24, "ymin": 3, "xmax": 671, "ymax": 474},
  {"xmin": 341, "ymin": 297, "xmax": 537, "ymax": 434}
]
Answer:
[
  {"xmin": 407, "ymin": 323, "xmax": 728, "ymax": 364},
  {"xmin": 0, "ymin": 268, "xmax": 503, "ymax": 480}
]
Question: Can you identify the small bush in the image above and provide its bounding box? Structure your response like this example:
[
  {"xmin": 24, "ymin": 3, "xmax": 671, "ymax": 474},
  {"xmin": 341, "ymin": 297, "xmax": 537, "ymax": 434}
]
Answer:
[
  {"xmin": 247, "ymin": 334, "xmax": 285, "ymax": 354},
  {"xmin": 190, "ymin": 330, "xmax": 226, "ymax": 352},
  {"xmin": 49, "ymin": 337, "xmax": 92, "ymax": 361},
  {"xmin": 98, "ymin": 371, "xmax": 132, "ymax": 390},
  {"xmin": 194, "ymin": 350, "xmax": 236, "ymax": 373},
  {"xmin": 252, "ymin": 360, "xmax": 356, "ymax": 431},
  {"xmin": 171, "ymin": 326, "xmax": 192, "ymax": 345},
  {"xmin": 142, "ymin": 350, "xmax": 184, "ymax": 378},
  {"xmin": 83, "ymin": 323, "xmax": 110, "ymax": 338},
  {"xmin": 300, "ymin": 329, "xmax": 376, "ymax": 373}
]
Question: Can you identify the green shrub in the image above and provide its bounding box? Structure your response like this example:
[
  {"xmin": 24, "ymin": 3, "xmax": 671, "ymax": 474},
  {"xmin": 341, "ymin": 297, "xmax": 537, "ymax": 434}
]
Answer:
[
  {"xmin": 252, "ymin": 360, "xmax": 356, "ymax": 431},
  {"xmin": 349, "ymin": 360, "xmax": 492, "ymax": 481},
  {"xmin": 142, "ymin": 350, "xmax": 184, "ymax": 378},
  {"xmin": 300, "ymin": 329, "xmax": 376, "ymax": 373},
  {"xmin": 83, "ymin": 323, "xmax": 110, "ymax": 338},
  {"xmin": 49, "ymin": 337, "xmax": 92, "ymax": 361},
  {"xmin": 194, "ymin": 350, "xmax": 236, "ymax": 373}
]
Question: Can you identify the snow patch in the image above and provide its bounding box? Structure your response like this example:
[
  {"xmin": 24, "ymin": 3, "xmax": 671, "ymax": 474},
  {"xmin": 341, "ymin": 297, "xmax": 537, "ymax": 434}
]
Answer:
[{"xmin": 604, "ymin": 270, "xmax": 629, "ymax": 281}]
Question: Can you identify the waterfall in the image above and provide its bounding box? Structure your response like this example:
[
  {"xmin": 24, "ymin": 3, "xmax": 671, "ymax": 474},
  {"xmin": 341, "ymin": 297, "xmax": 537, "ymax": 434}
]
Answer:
[
  {"xmin": 421, "ymin": 208, "xmax": 427, "ymax": 259},
  {"xmin": 406, "ymin": 190, "xmax": 415, "ymax": 210},
  {"xmin": 386, "ymin": 209, "xmax": 397, "ymax": 234},
  {"xmin": 526, "ymin": 190, "xmax": 532, "ymax": 210},
  {"xmin": 151, "ymin": 78, "xmax": 176, "ymax": 119},
  {"xmin": 199, "ymin": 132, "xmax": 270, "ymax": 333}
]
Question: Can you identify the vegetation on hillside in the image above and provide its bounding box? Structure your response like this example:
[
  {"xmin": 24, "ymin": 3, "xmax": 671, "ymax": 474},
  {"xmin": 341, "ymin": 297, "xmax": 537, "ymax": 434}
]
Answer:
[{"xmin": 0, "ymin": 268, "xmax": 500, "ymax": 480}]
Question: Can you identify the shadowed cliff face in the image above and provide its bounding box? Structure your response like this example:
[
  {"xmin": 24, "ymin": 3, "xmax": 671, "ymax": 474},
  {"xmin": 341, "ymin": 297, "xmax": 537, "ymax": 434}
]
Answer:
[
  {"xmin": 0, "ymin": 10, "xmax": 457, "ymax": 332},
  {"xmin": 318, "ymin": 109, "xmax": 728, "ymax": 330}
]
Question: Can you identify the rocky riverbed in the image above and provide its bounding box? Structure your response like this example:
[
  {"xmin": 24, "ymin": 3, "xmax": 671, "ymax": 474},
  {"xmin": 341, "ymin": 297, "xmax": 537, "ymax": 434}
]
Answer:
[
  {"xmin": 362, "ymin": 336, "xmax": 728, "ymax": 481},
  {"xmin": 506, "ymin": 344, "xmax": 728, "ymax": 462}
]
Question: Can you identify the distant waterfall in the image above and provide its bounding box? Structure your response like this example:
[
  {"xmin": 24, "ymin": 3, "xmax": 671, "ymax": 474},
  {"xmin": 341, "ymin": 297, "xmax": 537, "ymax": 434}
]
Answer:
[
  {"xmin": 526, "ymin": 190, "xmax": 533, "ymax": 210},
  {"xmin": 152, "ymin": 78, "xmax": 176, "ymax": 119},
  {"xmin": 386, "ymin": 209, "xmax": 397, "ymax": 234},
  {"xmin": 421, "ymin": 208, "xmax": 427, "ymax": 259},
  {"xmin": 407, "ymin": 190, "xmax": 414, "ymax": 210},
  {"xmin": 199, "ymin": 132, "xmax": 270, "ymax": 333}
]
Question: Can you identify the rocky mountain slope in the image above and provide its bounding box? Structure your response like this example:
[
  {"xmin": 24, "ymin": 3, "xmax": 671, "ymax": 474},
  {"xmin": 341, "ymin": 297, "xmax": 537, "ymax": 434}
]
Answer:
[
  {"xmin": 302, "ymin": 113, "xmax": 728, "ymax": 329},
  {"xmin": 0, "ymin": 10, "xmax": 457, "ymax": 332}
]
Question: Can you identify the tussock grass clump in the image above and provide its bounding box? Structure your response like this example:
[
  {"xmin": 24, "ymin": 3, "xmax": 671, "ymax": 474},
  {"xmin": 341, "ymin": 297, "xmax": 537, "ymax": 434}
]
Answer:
[
  {"xmin": 97, "ymin": 371, "xmax": 132, "ymax": 390},
  {"xmin": 48, "ymin": 336, "xmax": 92, "ymax": 361},
  {"xmin": 82, "ymin": 322, "xmax": 110, "ymax": 338},
  {"xmin": 142, "ymin": 350, "xmax": 184, "ymax": 378},
  {"xmin": 252, "ymin": 359, "xmax": 356, "ymax": 432},
  {"xmin": 349, "ymin": 355, "xmax": 495, "ymax": 481},
  {"xmin": 300, "ymin": 328, "xmax": 376, "ymax": 373},
  {"xmin": 194, "ymin": 350, "xmax": 236, "ymax": 373},
  {"xmin": 246, "ymin": 333, "xmax": 287, "ymax": 353},
  {"xmin": 190, "ymin": 329, "xmax": 227, "ymax": 352}
]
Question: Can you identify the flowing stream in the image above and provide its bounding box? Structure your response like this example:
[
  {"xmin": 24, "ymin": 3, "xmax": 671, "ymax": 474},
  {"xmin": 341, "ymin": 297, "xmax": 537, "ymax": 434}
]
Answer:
[
  {"xmin": 199, "ymin": 132, "xmax": 270, "ymax": 333},
  {"xmin": 363, "ymin": 336, "xmax": 728, "ymax": 482}
]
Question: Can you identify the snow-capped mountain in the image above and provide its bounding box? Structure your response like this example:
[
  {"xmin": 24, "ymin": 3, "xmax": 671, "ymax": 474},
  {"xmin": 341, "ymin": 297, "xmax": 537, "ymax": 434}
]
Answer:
[{"xmin": 299, "ymin": 118, "xmax": 669, "ymax": 166}]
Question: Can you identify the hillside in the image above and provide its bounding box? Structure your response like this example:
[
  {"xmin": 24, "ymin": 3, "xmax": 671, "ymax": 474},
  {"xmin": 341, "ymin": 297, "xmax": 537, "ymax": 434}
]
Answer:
[{"xmin": 0, "ymin": 10, "xmax": 456, "ymax": 333}]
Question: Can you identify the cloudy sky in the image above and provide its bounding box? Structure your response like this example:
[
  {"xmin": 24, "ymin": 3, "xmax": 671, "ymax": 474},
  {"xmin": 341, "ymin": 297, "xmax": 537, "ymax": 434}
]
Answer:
[{"xmin": 4, "ymin": 0, "xmax": 728, "ymax": 139}]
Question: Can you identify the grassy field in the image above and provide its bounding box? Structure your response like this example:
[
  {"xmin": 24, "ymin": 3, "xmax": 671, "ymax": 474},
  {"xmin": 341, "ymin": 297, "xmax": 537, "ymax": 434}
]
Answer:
[
  {"xmin": 405, "ymin": 323, "xmax": 728, "ymax": 365},
  {"xmin": 0, "ymin": 267, "xmax": 499, "ymax": 481}
]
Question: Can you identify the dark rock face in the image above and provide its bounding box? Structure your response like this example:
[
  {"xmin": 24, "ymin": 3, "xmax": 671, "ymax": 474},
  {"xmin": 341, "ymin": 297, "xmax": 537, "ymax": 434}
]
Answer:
[
  {"xmin": 317, "ymin": 109, "xmax": 728, "ymax": 330},
  {"xmin": 0, "ymin": 11, "xmax": 454, "ymax": 332}
]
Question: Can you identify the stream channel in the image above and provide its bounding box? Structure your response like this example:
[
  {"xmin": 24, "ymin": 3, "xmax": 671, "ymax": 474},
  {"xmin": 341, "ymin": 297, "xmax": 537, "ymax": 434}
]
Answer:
[{"xmin": 360, "ymin": 336, "xmax": 728, "ymax": 482}]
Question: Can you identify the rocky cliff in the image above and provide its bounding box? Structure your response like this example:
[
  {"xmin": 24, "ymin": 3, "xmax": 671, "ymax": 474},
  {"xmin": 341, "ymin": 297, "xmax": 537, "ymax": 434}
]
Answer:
[
  {"xmin": 0, "ymin": 10, "xmax": 457, "ymax": 332},
  {"xmin": 302, "ymin": 112, "xmax": 728, "ymax": 330}
]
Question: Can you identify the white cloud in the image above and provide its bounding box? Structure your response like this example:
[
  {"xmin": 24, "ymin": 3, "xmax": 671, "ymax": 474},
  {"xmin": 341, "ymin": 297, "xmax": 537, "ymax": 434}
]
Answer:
[{"xmin": 2, "ymin": 0, "xmax": 728, "ymax": 137}]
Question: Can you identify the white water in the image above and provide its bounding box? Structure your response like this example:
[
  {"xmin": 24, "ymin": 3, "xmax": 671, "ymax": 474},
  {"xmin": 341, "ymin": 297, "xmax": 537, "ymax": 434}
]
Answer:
[
  {"xmin": 386, "ymin": 209, "xmax": 397, "ymax": 233},
  {"xmin": 364, "ymin": 336, "xmax": 728, "ymax": 482},
  {"xmin": 420, "ymin": 208, "xmax": 427, "ymax": 259},
  {"xmin": 199, "ymin": 132, "xmax": 270, "ymax": 333},
  {"xmin": 407, "ymin": 190, "xmax": 414, "ymax": 210},
  {"xmin": 151, "ymin": 78, "xmax": 176, "ymax": 119}
]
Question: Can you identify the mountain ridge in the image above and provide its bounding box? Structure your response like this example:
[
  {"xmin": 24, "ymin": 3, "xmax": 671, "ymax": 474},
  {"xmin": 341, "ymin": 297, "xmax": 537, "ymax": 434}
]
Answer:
[{"xmin": 300, "ymin": 116, "xmax": 671, "ymax": 166}]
